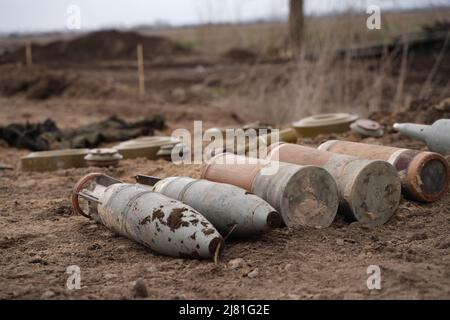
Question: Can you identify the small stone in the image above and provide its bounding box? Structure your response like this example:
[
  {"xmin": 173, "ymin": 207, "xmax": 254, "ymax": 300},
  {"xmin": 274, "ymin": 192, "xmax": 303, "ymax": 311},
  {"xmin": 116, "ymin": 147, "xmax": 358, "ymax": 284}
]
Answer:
[
  {"xmin": 29, "ymin": 257, "xmax": 49, "ymax": 265},
  {"xmin": 228, "ymin": 258, "xmax": 246, "ymax": 270},
  {"xmin": 408, "ymin": 233, "xmax": 428, "ymax": 241},
  {"xmin": 88, "ymin": 243, "xmax": 101, "ymax": 250},
  {"xmin": 104, "ymin": 273, "xmax": 117, "ymax": 279},
  {"xmin": 171, "ymin": 87, "xmax": 187, "ymax": 102},
  {"xmin": 435, "ymin": 240, "xmax": 450, "ymax": 249},
  {"xmin": 41, "ymin": 290, "xmax": 55, "ymax": 299},
  {"xmin": 247, "ymin": 268, "xmax": 259, "ymax": 278},
  {"xmin": 284, "ymin": 263, "xmax": 295, "ymax": 272},
  {"xmin": 146, "ymin": 265, "xmax": 157, "ymax": 273},
  {"xmin": 133, "ymin": 278, "xmax": 149, "ymax": 298},
  {"xmin": 336, "ymin": 239, "xmax": 345, "ymax": 246}
]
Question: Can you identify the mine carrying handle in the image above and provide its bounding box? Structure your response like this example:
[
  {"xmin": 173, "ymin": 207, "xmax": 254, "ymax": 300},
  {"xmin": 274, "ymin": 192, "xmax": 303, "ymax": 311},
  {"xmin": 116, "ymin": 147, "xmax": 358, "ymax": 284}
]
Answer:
[{"xmin": 135, "ymin": 174, "xmax": 161, "ymax": 186}]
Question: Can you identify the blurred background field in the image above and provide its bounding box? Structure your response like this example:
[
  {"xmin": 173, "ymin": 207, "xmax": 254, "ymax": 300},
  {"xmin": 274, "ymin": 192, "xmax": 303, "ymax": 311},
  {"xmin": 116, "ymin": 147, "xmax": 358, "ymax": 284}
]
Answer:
[{"xmin": 0, "ymin": 0, "xmax": 450, "ymax": 300}]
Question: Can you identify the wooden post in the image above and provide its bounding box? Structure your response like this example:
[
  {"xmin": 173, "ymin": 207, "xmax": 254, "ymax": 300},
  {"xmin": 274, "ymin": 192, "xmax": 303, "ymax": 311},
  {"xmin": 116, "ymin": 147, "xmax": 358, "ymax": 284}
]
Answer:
[
  {"xmin": 137, "ymin": 43, "xmax": 145, "ymax": 97},
  {"xmin": 25, "ymin": 42, "xmax": 33, "ymax": 67},
  {"xmin": 289, "ymin": 0, "xmax": 304, "ymax": 53}
]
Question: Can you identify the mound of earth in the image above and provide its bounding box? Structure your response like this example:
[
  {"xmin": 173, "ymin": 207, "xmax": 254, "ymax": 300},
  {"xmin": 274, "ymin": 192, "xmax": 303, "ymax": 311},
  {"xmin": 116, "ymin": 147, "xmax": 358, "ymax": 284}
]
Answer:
[
  {"xmin": 222, "ymin": 48, "xmax": 258, "ymax": 63},
  {"xmin": 370, "ymin": 98, "xmax": 450, "ymax": 126},
  {"xmin": 0, "ymin": 30, "xmax": 192, "ymax": 65},
  {"xmin": 0, "ymin": 64, "xmax": 122, "ymax": 100}
]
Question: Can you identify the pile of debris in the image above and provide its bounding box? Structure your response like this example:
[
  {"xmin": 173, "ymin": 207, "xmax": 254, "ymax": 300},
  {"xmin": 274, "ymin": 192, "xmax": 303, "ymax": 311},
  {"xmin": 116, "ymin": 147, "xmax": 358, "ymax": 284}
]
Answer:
[{"xmin": 0, "ymin": 115, "xmax": 165, "ymax": 151}]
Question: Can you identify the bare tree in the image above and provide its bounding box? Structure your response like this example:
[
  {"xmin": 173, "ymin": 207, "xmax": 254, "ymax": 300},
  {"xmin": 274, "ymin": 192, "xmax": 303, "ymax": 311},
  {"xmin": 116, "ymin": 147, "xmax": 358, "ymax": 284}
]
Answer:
[{"xmin": 289, "ymin": 0, "xmax": 304, "ymax": 52}]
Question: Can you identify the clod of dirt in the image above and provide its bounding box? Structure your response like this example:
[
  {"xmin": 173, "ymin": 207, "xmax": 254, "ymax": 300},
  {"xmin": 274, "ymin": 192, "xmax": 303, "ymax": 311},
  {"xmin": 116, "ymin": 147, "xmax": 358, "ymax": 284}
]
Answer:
[
  {"xmin": 132, "ymin": 278, "xmax": 149, "ymax": 298},
  {"xmin": 228, "ymin": 258, "xmax": 246, "ymax": 270},
  {"xmin": 408, "ymin": 232, "xmax": 428, "ymax": 242},
  {"xmin": 435, "ymin": 239, "xmax": 450, "ymax": 249},
  {"xmin": 29, "ymin": 257, "xmax": 49, "ymax": 265},
  {"xmin": 247, "ymin": 268, "xmax": 259, "ymax": 278},
  {"xmin": 41, "ymin": 290, "xmax": 56, "ymax": 299}
]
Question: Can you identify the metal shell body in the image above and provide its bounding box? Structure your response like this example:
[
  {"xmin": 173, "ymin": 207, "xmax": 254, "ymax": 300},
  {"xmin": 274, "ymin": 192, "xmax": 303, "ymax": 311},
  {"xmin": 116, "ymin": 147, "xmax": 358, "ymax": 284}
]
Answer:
[
  {"xmin": 201, "ymin": 153, "xmax": 339, "ymax": 228},
  {"xmin": 318, "ymin": 140, "xmax": 450, "ymax": 202},
  {"xmin": 87, "ymin": 181, "xmax": 223, "ymax": 259},
  {"xmin": 394, "ymin": 119, "xmax": 450, "ymax": 155},
  {"xmin": 267, "ymin": 143, "xmax": 401, "ymax": 226},
  {"xmin": 151, "ymin": 177, "xmax": 281, "ymax": 237}
]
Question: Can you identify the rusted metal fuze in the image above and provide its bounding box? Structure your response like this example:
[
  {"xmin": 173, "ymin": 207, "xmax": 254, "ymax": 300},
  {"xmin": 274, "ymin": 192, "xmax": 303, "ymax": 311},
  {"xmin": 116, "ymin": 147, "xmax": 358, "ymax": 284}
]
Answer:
[
  {"xmin": 201, "ymin": 153, "xmax": 339, "ymax": 228},
  {"xmin": 135, "ymin": 175, "xmax": 282, "ymax": 238},
  {"xmin": 319, "ymin": 140, "xmax": 450, "ymax": 203},
  {"xmin": 71, "ymin": 173, "xmax": 224, "ymax": 260},
  {"xmin": 266, "ymin": 143, "xmax": 401, "ymax": 226}
]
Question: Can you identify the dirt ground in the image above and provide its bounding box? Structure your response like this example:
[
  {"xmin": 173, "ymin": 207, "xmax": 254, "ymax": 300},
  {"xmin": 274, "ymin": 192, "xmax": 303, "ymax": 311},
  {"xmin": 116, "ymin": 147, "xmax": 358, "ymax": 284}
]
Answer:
[{"xmin": 1, "ymin": 29, "xmax": 450, "ymax": 300}]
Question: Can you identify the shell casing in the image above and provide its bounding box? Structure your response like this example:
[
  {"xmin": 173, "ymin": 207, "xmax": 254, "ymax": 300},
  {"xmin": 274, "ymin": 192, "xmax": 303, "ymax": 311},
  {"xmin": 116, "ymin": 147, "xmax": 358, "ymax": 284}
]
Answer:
[{"xmin": 318, "ymin": 140, "xmax": 450, "ymax": 202}]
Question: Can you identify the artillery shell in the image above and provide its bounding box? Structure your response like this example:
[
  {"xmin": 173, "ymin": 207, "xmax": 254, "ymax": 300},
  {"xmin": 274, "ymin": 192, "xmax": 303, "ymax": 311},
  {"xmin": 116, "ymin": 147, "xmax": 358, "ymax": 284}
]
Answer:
[
  {"xmin": 266, "ymin": 143, "xmax": 401, "ymax": 227},
  {"xmin": 72, "ymin": 173, "xmax": 224, "ymax": 260},
  {"xmin": 319, "ymin": 140, "xmax": 450, "ymax": 202},
  {"xmin": 201, "ymin": 153, "xmax": 339, "ymax": 228},
  {"xmin": 149, "ymin": 176, "xmax": 282, "ymax": 237}
]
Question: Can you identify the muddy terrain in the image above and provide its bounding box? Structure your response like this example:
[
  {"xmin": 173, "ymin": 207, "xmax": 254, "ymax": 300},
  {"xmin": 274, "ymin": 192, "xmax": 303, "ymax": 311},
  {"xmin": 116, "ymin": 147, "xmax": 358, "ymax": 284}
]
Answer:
[{"xmin": 0, "ymin": 27, "xmax": 449, "ymax": 299}]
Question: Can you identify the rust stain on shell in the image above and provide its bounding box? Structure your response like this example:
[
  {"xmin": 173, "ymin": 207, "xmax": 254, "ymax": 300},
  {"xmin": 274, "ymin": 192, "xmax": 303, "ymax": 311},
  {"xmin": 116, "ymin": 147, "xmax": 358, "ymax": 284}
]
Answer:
[
  {"xmin": 139, "ymin": 215, "xmax": 152, "ymax": 225},
  {"xmin": 167, "ymin": 208, "xmax": 189, "ymax": 232},
  {"xmin": 202, "ymin": 228, "xmax": 215, "ymax": 235},
  {"xmin": 151, "ymin": 209, "xmax": 165, "ymax": 225}
]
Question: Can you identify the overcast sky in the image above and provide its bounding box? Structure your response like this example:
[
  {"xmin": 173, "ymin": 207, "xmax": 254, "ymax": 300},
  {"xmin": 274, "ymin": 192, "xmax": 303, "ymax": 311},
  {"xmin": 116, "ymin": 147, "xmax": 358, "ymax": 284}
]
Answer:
[{"xmin": 0, "ymin": 0, "xmax": 447, "ymax": 33}]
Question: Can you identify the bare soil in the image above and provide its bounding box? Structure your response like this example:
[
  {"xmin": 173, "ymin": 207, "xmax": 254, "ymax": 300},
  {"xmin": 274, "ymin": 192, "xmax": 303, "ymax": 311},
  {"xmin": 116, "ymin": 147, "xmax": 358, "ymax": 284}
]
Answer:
[{"xmin": 0, "ymin": 30, "xmax": 450, "ymax": 300}]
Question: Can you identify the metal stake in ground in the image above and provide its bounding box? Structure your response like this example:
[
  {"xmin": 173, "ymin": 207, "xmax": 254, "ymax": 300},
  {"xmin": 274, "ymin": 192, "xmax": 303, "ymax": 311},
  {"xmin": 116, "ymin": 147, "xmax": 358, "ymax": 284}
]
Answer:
[
  {"xmin": 137, "ymin": 43, "xmax": 145, "ymax": 97},
  {"xmin": 25, "ymin": 42, "xmax": 33, "ymax": 67}
]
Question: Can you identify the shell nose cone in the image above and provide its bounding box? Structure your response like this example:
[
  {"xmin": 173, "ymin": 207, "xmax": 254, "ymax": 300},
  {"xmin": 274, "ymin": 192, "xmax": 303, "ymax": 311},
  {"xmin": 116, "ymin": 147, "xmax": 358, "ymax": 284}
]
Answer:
[{"xmin": 266, "ymin": 211, "xmax": 283, "ymax": 229}]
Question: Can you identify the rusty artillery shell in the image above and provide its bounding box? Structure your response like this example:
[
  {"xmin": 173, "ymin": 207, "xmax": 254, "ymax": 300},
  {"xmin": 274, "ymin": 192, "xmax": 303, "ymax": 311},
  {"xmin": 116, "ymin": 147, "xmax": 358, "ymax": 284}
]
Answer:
[
  {"xmin": 201, "ymin": 153, "xmax": 339, "ymax": 228},
  {"xmin": 72, "ymin": 173, "xmax": 224, "ymax": 260},
  {"xmin": 142, "ymin": 176, "xmax": 282, "ymax": 238},
  {"xmin": 267, "ymin": 143, "xmax": 401, "ymax": 226},
  {"xmin": 319, "ymin": 140, "xmax": 450, "ymax": 202}
]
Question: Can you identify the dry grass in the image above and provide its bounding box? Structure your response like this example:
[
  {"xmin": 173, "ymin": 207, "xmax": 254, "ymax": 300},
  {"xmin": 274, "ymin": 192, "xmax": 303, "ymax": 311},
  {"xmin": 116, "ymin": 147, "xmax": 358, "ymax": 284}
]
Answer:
[
  {"xmin": 141, "ymin": 7, "xmax": 450, "ymax": 126},
  {"xmin": 148, "ymin": 7, "xmax": 450, "ymax": 55}
]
